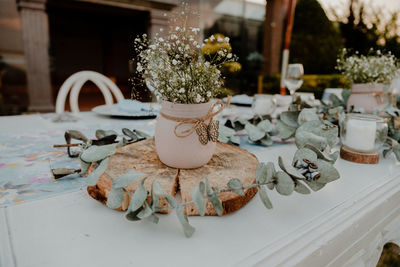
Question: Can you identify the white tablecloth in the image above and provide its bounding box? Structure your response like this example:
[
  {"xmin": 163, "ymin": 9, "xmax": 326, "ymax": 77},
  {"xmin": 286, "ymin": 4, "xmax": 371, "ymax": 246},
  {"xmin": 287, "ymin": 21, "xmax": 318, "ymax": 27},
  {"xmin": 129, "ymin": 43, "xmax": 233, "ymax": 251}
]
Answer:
[{"xmin": 1, "ymin": 112, "xmax": 400, "ymax": 267}]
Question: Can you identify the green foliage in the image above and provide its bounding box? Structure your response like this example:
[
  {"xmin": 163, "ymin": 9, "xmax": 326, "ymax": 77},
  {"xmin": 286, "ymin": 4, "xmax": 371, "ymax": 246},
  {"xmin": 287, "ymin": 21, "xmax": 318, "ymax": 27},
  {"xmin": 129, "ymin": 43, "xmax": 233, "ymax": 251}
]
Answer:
[
  {"xmin": 336, "ymin": 0, "xmax": 400, "ymax": 58},
  {"xmin": 291, "ymin": 0, "xmax": 343, "ymax": 74},
  {"xmin": 54, "ymin": 118, "xmax": 341, "ymax": 238},
  {"xmin": 245, "ymin": 120, "xmax": 274, "ymax": 146},
  {"xmin": 218, "ymin": 125, "xmax": 240, "ymax": 146}
]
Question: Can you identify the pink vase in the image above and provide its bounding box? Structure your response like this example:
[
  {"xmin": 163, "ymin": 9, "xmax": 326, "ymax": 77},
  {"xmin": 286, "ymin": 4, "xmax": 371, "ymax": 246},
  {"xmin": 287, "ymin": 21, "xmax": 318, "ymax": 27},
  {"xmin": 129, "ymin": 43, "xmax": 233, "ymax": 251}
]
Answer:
[
  {"xmin": 347, "ymin": 83, "xmax": 387, "ymax": 113},
  {"xmin": 155, "ymin": 100, "xmax": 217, "ymax": 169}
]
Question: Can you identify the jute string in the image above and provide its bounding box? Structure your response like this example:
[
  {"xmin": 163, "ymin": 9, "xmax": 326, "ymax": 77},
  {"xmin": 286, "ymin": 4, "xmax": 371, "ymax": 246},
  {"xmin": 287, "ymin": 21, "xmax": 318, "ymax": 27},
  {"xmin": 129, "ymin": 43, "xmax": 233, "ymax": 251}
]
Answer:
[{"xmin": 160, "ymin": 96, "xmax": 231, "ymax": 138}]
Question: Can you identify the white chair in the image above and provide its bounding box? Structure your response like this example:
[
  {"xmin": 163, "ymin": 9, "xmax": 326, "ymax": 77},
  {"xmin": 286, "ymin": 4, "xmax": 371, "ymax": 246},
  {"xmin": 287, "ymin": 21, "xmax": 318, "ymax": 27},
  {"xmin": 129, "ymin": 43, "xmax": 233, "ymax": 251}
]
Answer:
[{"xmin": 55, "ymin": 71, "xmax": 125, "ymax": 114}]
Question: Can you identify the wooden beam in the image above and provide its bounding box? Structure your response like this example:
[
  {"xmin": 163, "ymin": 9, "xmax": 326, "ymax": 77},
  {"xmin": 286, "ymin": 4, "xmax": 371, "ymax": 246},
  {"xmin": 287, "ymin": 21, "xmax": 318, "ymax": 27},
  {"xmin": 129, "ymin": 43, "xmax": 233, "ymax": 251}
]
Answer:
[{"xmin": 261, "ymin": 0, "xmax": 290, "ymax": 76}]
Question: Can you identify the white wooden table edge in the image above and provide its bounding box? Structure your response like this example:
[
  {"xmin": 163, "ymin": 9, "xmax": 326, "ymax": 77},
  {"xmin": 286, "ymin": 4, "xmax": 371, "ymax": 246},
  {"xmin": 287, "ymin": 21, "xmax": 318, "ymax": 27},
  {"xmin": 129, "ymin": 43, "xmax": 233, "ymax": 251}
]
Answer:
[{"xmin": 235, "ymin": 173, "xmax": 400, "ymax": 267}]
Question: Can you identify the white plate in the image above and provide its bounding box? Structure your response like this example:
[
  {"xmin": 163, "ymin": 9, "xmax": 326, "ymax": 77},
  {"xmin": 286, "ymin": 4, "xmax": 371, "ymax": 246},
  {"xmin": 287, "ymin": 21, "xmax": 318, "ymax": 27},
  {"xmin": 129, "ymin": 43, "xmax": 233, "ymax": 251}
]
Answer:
[
  {"xmin": 92, "ymin": 103, "xmax": 159, "ymax": 118},
  {"xmin": 224, "ymin": 94, "xmax": 253, "ymax": 106}
]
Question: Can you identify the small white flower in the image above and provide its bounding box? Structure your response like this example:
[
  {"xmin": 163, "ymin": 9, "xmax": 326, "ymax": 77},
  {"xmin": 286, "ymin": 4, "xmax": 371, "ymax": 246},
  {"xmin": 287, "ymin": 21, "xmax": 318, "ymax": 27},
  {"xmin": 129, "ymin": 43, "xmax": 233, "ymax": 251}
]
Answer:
[
  {"xmin": 204, "ymin": 38, "xmax": 208, "ymax": 43},
  {"xmin": 172, "ymin": 59, "xmax": 178, "ymax": 65},
  {"xmin": 158, "ymin": 37, "xmax": 164, "ymax": 42},
  {"xmin": 210, "ymin": 35, "xmax": 215, "ymax": 41},
  {"xmin": 207, "ymin": 91, "xmax": 211, "ymax": 97},
  {"xmin": 224, "ymin": 37, "xmax": 230, "ymax": 42},
  {"xmin": 217, "ymin": 36, "xmax": 223, "ymax": 42},
  {"xmin": 196, "ymin": 45, "xmax": 200, "ymax": 49},
  {"xmin": 179, "ymin": 88, "xmax": 185, "ymax": 93},
  {"xmin": 227, "ymin": 53, "xmax": 232, "ymax": 59},
  {"xmin": 175, "ymin": 26, "xmax": 180, "ymax": 31},
  {"xmin": 185, "ymin": 44, "xmax": 189, "ymax": 50},
  {"xmin": 196, "ymin": 94, "xmax": 202, "ymax": 103}
]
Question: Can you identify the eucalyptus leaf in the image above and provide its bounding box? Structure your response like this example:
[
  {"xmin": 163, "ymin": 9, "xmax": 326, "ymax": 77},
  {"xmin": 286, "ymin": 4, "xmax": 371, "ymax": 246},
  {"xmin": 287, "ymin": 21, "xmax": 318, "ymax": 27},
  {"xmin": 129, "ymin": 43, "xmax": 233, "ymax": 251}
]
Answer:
[
  {"xmin": 65, "ymin": 130, "xmax": 88, "ymax": 142},
  {"xmin": 258, "ymin": 185, "xmax": 273, "ymax": 209},
  {"xmin": 51, "ymin": 168, "xmax": 76, "ymax": 179},
  {"xmin": 260, "ymin": 135, "xmax": 273, "ymax": 146},
  {"xmin": 278, "ymin": 156, "xmax": 305, "ymax": 179},
  {"xmin": 255, "ymin": 163, "xmax": 268, "ymax": 183},
  {"xmin": 113, "ymin": 170, "xmax": 146, "ymax": 188},
  {"xmin": 255, "ymin": 162, "xmax": 275, "ymax": 189},
  {"xmin": 315, "ymin": 159, "xmax": 340, "ymax": 183},
  {"xmin": 192, "ymin": 185, "xmax": 206, "ymax": 216},
  {"xmin": 294, "ymin": 180, "xmax": 311, "ymax": 194},
  {"xmin": 86, "ymin": 158, "xmax": 109, "ymax": 186},
  {"xmin": 128, "ymin": 178, "xmax": 148, "ymax": 213},
  {"xmin": 176, "ymin": 205, "xmax": 195, "ymax": 238},
  {"xmin": 383, "ymin": 148, "xmax": 393, "ymax": 158},
  {"xmin": 280, "ymin": 111, "xmax": 300, "ymax": 128},
  {"xmin": 96, "ymin": 129, "xmax": 118, "ymax": 139},
  {"xmin": 293, "ymin": 147, "xmax": 318, "ymax": 165},
  {"xmin": 137, "ymin": 202, "xmax": 154, "ymax": 219},
  {"xmin": 276, "ymin": 120, "xmax": 296, "ymax": 140},
  {"xmin": 117, "ymin": 137, "xmax": 128, "ymax": 147},
  {"xmin": 80, "ymin": 160, "xmax": 91, "ymax": 175},
  {"xmin": 122, "ymin": 128, "xmax": 138, "ymax": 140},
  {"xmin": 304, "ymin": 179, "xmax": 326, "ymax": 191},
  {"xmin": 227, "ymin": 178, "xmax": 244, "ymax": 196},
  {"xmin": 275, "ymin": 171, "xmax": 294, "ymax": 196},
  {"xmin": 296, "ymin": 120, "xmax": 339, "ymax": 148},
  {"xmin": 151, "ymin": 181, "xmax": 177, "ymax": 209},
  {"xmin": 297, "ymin": 108, "xmax": 319, "ymax": 125},
  {"xmin": 342, "ymin": 89, "xmax": 351, "ymax": 105},
  {"xmin": 80, "ymin": 144, "xmax": 116, "ymax": 163},
  {"xmin": 91, "ymin": 135, "xmax": 117, "ymax": 146},
  {"xmin": 125, "ymin": 207, "xmax": 143, "ymax": 221},
  {"xmin": 245, "ymin": 123, "xmax": 265, "ymax": 142},
  {"xmin": 106, "ymin": 187, "xmax": 124, "ymax": 209},
  {"xmin": 303, "ymin": 144, "xmax": 333, "ymax": 162},
  {"xmin": 257, "ymin": 120, "xmax": 273, "ymax": 133},
  {"xmin": 207, "ymin": 192, "xmax": 223, "ymax": 216},
  {"xmin": 295, "ymin": 131, "xmax": 328, "ymax": 151},
  {"xmin": 134, "ymin": 129, "xmax": 151, "ymax": 139}
]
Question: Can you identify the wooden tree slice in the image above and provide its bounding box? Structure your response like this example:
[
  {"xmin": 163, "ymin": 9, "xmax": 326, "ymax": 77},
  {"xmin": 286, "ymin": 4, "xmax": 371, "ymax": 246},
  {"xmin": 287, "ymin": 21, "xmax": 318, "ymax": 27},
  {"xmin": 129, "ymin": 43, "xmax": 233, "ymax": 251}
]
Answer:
[
  {"xmin": 87, "ymin": 139, "xmax": 259, "ymax": 216},
  {"xmin": 340, "ymin": 146, "xmax": 379, "ymax": 164}
]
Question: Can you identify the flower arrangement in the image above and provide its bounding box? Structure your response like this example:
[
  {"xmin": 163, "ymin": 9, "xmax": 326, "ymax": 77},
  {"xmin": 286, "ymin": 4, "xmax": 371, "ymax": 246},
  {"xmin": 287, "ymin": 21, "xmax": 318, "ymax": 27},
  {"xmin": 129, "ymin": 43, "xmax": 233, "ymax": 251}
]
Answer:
[
  {"xmin": 336, "ymin": 48, "xmax": 399, "ymax": 84},
  {"xmin": 133, "ymin": 15, "xmax": 237, "ymax": 104}
]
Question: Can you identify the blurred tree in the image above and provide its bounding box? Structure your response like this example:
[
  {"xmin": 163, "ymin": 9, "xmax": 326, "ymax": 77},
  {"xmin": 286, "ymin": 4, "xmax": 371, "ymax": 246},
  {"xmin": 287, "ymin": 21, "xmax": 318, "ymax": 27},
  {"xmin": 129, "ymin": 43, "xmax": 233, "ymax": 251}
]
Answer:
[
  {"xmin": 290, "ymin": 0, "xmax": 343, "ymax": 74},
  {"xmin": 333, "ymin": 0, "xmax": 400, "ymax": 57}
]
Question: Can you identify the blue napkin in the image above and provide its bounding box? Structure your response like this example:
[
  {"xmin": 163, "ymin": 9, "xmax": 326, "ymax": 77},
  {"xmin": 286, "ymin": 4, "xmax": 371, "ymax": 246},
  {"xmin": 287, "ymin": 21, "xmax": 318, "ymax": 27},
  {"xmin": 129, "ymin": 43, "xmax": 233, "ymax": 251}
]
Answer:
[{"xmin": 117, "ymin": 100, "xmax": 151, "ymax": 113}]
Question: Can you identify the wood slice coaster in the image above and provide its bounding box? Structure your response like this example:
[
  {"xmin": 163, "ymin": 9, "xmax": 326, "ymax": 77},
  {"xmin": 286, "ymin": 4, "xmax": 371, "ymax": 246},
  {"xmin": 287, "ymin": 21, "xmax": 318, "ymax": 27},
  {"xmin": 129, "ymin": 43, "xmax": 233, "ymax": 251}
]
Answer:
[
  {"xmin": 340, "ymin": 146, "xmax": 379, "ymax": 164},
  {"xmin": 87, "ymin": 139, "xmax": 259, "ymax": 216}
]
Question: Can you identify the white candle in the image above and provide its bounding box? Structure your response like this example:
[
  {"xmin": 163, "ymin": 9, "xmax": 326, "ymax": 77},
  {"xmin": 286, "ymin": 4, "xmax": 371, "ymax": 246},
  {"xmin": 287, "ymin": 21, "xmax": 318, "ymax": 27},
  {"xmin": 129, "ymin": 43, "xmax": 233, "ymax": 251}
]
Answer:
[{"xmin": 344, "ymin": 118, "xmax": 376, "ymax": 152}]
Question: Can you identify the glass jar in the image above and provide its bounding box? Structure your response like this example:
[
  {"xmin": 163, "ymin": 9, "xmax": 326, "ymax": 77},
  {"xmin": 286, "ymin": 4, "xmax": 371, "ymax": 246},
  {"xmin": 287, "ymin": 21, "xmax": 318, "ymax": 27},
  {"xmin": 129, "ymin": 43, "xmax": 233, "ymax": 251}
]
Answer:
[{"xmin": 340, "ymin": 113, "xmax": 388, "ymax": 153}]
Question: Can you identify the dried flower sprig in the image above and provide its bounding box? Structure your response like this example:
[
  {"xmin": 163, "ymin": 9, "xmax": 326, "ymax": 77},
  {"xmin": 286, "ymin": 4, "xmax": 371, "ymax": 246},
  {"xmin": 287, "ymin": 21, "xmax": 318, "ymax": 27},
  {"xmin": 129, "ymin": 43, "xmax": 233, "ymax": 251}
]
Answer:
[
  {"xmin": 336, "ymin": 48, "xmax": 399, "ymax": 84},
  {"xmin": 132, "ymin": 5, "xmax": 237, "ymax": 104}
]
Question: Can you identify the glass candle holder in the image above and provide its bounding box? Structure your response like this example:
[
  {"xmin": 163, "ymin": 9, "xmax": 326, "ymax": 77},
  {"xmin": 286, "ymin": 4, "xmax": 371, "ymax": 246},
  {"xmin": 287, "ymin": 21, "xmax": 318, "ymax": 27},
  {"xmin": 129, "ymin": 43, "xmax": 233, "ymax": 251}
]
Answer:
[{"xmin": 340, "ymin": 113, "xmax": 388, "ymax": 153}]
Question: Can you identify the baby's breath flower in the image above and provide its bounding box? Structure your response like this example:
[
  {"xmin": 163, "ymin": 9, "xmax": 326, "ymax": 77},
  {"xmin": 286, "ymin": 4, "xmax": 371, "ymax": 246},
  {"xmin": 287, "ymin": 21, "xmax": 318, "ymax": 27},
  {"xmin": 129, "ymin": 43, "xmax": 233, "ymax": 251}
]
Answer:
[{"xmin": 131, "ymin": 9, "xmax": 237, "ymax": 104}]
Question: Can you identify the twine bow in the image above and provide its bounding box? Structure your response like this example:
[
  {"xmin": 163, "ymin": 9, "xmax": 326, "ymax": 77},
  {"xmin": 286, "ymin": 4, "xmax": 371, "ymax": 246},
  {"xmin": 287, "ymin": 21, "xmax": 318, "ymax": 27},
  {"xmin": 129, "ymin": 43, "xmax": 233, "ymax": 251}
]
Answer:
[{"xmin": 160, "ymin": 97, "xmax": 231, "ymax": 145}]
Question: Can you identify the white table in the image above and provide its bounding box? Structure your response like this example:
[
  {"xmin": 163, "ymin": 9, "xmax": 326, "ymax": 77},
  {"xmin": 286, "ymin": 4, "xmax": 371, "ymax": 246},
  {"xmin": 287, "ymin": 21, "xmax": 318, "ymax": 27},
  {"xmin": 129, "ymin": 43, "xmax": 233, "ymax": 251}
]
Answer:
[{"xmin": 1, "ymin": 112, "xmax": 400, "ymax": 267}]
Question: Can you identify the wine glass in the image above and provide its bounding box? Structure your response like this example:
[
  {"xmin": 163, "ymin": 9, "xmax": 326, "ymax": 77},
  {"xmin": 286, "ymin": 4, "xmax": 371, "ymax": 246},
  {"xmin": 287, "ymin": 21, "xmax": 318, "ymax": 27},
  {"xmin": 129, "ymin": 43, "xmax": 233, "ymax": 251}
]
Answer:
[{"xmin": 284, "ymin": 64, "xmax": 304, "ymax": 99}]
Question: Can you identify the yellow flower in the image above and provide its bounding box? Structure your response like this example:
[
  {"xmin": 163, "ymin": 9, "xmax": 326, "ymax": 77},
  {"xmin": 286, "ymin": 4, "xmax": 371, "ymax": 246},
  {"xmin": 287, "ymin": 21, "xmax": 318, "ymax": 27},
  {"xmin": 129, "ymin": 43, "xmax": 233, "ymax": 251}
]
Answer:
[{"xmin": 202, "ymin": 33, "xmax": 232, "ymax": 55}]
